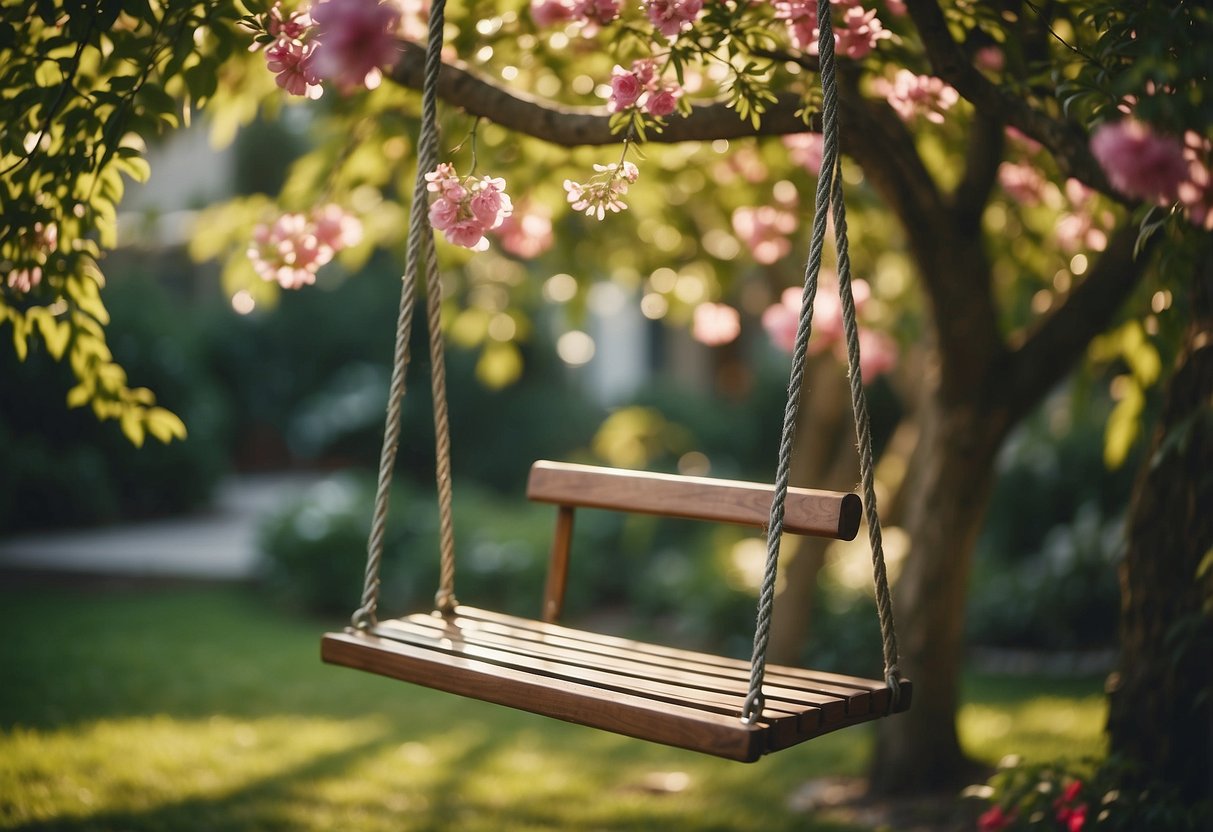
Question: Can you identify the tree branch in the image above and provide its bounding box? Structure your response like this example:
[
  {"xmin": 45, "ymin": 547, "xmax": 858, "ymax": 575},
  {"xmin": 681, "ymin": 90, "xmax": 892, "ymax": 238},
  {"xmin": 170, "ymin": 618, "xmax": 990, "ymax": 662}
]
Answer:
[
  {"xmin": 903, "ymin": 0, "xmax": 1115, "ymax": 199},
  {"xmin": 390, "ymin": 40, "xmax": 822, "ymax": 146},
  {"xmin": 950, "ymin": 111, "xmax": 1005, "ymax": 234},
  {"xmin": 1001, "ymin": 220, "xmax": 1153, "ymax": 418}
]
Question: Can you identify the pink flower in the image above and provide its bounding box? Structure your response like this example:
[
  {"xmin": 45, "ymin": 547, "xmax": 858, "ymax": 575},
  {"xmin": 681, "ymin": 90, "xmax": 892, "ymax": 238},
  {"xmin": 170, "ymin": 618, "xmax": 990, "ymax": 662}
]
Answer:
[
  {"xmin": 631, "ymin": 57, "xmax": 657, "ymax": 87},
  {"xmin": 565, "ymin": 162, "xmax": 637, "ymax": 219},
  {"xmin": 1178, "ymin": 131, "xmax": 1213, "ymax": 230},
  {"xmin": 761, "ymin": 287, "xmax": 803, "ymax": 352},
  {"xmin": 783, "ymin": 133, "xmax": 824, "ymax": 175},
  {"xmin": 265, "ymin": 38, "xmax": 322, "ymax": 98},
  {"xmin": 732, "ymin": 205, "xmax": 797, "ymax": 265},
  {"xmin": 776, "ymin": 1, "xmax": 890, "ymax": 58},
  {"xmin": 311, "ymin": 0, "xmax": 402, "ymax": 93},
  {"xmin": 312, "ymin": 203, "xmax": 363, "ymax": 250},
  {"xmin": 495, "ymin": 204, "xmax": 554, "ymax": 259},
  {"xmin": 872, "ymin": 70, "xmax": 959, "ymax": 124},
  {"xmin": 572, "ymin": 0, "xmax": 621, "ymax": 33},
  {"xmin": 1090, "ymin": 119, "xmax": 1188, "ymax": 204},
  {"xmin": 446, "ymin": 218, "xmax": 491, "ymax": 250},
  {"xmin": 425, "ymin": 165, "xmax": 514, "ymax": 250},
  {"xmin": 834, "ymin": 5, "xmax": 890, "ymax": 59},
  {"xmin": 857, "ymin": 327, "xmax": 897, "ymax": 379},
  {"xmin": 644, "ymin": 87, "xmax": 679, "ymax": 117},
  {"xmin": 998, "ymin": 161, "xmax": 1049, "ymax": 205},
  {"xmin": 975, "ymin": 45, "xmax": 1004, "ymax": 72},
  {"xmin": 609, "ymin": 65, "xmax": 643, "ymax": 111},
  {"xmin": 429, "ymin": 197, "xmax": 459, "ymax": 229},
  {"xmin": 884, "ymin": 0, "xmax": 906, "ymax": 14},
  {"xmin": 247, "ymin": 207, "xmax": 361, "ymax": 290},
  {"xmin": 692, "ymin": 302, "xmax": 741, "ymax": 346},
  {"xmin": 646, "ymin": 0, "xmax": 703, "ymax": 38},
  {"xmin": 530, "ymin": 0, "xmax": 574, "ymax": 27},
  {"xmin": 267, "ymin": 1, "xmax": 313, "ymax": 40},
  {"xmin": 6, "ymin": 266, "xmax": 43, "ymax": 293},
  {"xmin": 1006, "ymin": 126, "xmax": 1043, "ymax": 154},
  {"xmin": 469, "ymin": 176, "xmax": 513, "ymax": 228}
]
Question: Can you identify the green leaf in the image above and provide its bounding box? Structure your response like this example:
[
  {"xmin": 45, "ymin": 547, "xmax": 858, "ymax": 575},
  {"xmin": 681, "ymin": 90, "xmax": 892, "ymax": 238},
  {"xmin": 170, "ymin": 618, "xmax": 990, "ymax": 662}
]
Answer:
[
  {"xmin": 1104, "ymin": 381, "xmax": 1144, "ymax": 469},
  {"xmin": 120, "ymin": 409, "xmax": 146, "ymax": 447},
  {"xmin": 145, "ymin": 407, "xmax": 187, "ymax": 443},
  {"xmin": 30, "ymin": 306, "xmax": 71, "ymax": 359},
  {"xmin": 66, "ymin": 382, "xmax": 92, "ymax": 408}
]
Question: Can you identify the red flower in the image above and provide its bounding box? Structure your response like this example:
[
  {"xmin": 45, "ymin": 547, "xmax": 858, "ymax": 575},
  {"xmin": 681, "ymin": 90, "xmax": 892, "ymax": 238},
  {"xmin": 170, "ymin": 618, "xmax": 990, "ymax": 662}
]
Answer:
[
  {"xmin": 977, "ymin": 804, "xmax": 1014, "ymax": 832},
  {"xmin": 1055, "ymin": 802, "xmax": 1088, "ymax": 832}
]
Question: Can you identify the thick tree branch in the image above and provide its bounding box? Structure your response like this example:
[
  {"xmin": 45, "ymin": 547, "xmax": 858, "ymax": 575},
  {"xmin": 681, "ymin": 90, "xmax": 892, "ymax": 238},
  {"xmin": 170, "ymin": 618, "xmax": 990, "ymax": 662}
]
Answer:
[
  {"xmin": 950, "ymin": 111, "xmax": 1005, "ymax": 233},
  {"xmin": 390, "ymin": 40, "xmax": 822, "ymax": 145},
  {"xmin": 903, "ymin": 0, "xmax": 1115, "ymax": 199},
  {"xmin": 1001, "ymin": 221, "xmax": 1152, "ymax": 419}
]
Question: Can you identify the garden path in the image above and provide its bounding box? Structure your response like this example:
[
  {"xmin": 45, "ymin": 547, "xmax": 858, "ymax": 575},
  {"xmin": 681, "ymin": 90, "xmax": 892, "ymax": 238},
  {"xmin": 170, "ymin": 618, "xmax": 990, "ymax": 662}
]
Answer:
[{"xmin": 0, "ymin": 474, "xmax": 317, "ymax": 581}]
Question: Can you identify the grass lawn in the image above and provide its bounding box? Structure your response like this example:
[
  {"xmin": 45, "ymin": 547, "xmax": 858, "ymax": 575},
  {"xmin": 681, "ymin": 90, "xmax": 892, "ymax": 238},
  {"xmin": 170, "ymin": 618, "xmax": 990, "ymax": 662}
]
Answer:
[{"xmin": 0, "ymin": 584, "xmax": 1107, "ymax": 831}]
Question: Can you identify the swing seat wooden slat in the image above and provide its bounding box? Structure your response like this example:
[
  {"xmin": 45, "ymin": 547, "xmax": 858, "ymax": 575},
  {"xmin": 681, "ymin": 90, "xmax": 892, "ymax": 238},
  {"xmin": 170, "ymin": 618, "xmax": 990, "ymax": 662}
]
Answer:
[
  {"xmin": 321, "ymin": 607, "xmax": 911, "ymax": 761},
  {"xmin": 321, "ymin": 461, "xmax": 910, "ymax": 761}
]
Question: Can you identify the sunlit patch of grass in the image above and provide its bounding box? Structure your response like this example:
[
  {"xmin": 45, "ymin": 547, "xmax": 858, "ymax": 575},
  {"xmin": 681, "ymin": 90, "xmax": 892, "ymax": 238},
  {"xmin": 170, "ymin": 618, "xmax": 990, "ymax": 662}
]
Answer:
[
  {"xmin": 960, "ymin": 684, "xmax": 1107, "ymax": 766},
  {"xmin": 0, "ymin": 586, "xmax": 1110, "ymax": 831}
]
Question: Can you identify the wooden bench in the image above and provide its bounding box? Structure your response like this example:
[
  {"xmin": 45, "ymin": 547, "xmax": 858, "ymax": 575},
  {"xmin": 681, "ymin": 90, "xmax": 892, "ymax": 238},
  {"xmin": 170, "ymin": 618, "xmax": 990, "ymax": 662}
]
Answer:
[{"xmin": 321, "ymin": 461, "xmax": 908, "ymax": 762}]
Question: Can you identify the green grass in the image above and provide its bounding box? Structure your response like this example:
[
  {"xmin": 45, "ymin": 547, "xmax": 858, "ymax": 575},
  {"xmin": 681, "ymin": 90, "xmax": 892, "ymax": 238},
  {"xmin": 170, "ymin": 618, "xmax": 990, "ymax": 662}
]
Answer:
[{"xmin": 0, "ymin": 585, "xmax": 1106, "ymax": 831}]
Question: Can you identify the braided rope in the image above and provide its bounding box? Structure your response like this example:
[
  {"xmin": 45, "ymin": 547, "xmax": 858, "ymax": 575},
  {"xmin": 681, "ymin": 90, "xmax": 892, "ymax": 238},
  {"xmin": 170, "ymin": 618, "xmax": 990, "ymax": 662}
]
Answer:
[
  {"xmin": 423, "ymin": 201, "xmax": 459, "ymax": 613},
  {"xmin": 352, "ymin": 0, "xmax": 449, "ymax": 629},
  {"xmin": 742, "ymin": 0, "xmax": 901, "ymax": 721},
  {"xmin": 829, "ymin": 159, "xmax": 902, "ymax": 709}
]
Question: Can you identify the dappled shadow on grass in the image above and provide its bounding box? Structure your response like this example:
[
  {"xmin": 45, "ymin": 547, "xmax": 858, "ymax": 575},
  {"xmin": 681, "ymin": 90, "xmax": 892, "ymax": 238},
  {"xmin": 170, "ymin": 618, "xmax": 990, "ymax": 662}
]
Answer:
[{"xmin": 0, "ymin": 585, "xmax": 874, "ymax": 832}]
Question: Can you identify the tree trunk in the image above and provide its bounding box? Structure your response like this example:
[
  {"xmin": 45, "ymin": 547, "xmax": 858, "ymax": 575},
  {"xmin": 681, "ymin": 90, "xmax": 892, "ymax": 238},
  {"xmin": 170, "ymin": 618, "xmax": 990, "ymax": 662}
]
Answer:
[
  {"xmin": 770, "ymin": 364, "xmax": 858, "ymax": 664},
  {"xmin": 868, "ymin": 391, "xmax": 1005, "ymax": 794},
  {"xmin": 1106, "ymin": 253, "xmax": 1213, "ymax": 802}
]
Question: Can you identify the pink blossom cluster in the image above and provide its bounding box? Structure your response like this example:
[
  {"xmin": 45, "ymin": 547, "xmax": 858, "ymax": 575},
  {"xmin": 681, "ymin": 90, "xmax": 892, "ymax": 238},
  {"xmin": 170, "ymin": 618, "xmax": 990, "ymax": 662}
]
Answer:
[
  {"xmin": 494, "ymin": 203, "xmax": 555, "ymax": 259},
  {"xmin": 3, "ymin": 221, "xmax": 57, "ymax": 294},
  {"xmin": 872, "ymin": 70, "xmax": 959, "ymax": 124},
  {"xmin": 691, "ymin": 302, "xmax": 741, "ymax": 346},
  {"xmin": 311, "ymin": 0, "xmax": 403, "ymax": 92},
  {"xmin": 260, "ymin": 2, "xmax": 322, "ymax": 98},
  {"xmin": 760, "ymin": 277, "xmax": 897, "ymax": 380},
  {"xmin": 1090, "ymin": 119, "xmax": 1213, "ymax": 229},
  {"xmin": 1055, "ymin": 179, "xmax": 1112, "ymax": 253},
  {"xmin": 257, "ymin": 0, "xmax": 402, "ymax": 97},
  {"xmin": 248, "ymin": 205, "xmax": 363, "ymax": 289},
  {"xmin": 564, "ymin": 161, "xmax": 640, "ymax": 220},
  {"xmin": 645, "ymin": 0, "xmax": 703, "ymax": 38},
  {"xmin": 775, "ymin": 0, "xmax": 891, "ymax": 59},
  {"xmin": 732, "ymin": 205, "xmax": 797, "ymax": 265},
  {"xmin": 426, "ymin": 163, "xmax": 514, "ymax": 251},
  {"xmin": 782, "ymin": 133, "xmax": 825, "ymax": 175},
  {"xmin": 997, "ymin": 160, "xmax": 1049, "ymax": 205},
  {"xmin": 530, "ymin": 0, "xmax": 621, "ymax": 35},
  {"xmin": 608, "ymin": 59, "xmax": 682, "ymax": 117}
]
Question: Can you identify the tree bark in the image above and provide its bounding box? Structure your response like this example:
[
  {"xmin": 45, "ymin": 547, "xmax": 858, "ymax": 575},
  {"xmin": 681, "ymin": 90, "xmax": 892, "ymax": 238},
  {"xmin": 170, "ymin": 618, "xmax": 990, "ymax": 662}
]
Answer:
[{"xmin": 1106, "ymin": 249, "xmax": 1213, "ymax": 803}]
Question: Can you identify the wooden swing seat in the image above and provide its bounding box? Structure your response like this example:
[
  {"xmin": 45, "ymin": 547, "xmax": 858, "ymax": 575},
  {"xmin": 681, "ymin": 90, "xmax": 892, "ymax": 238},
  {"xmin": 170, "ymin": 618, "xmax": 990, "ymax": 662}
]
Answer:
[{"xmin": 321, "ymin": 461, "xmax": 911, "ymax": 762}]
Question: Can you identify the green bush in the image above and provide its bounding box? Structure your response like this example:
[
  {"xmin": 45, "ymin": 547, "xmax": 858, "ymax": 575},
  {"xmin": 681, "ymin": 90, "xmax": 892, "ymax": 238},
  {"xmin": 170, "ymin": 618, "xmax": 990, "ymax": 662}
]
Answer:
[
  {"xmin": 0, "ymin": 269, "xmax": 230, "ymax": 532},
  {"xmin": 966, "ymin": 756, "xmax": 1213, "ymax": 831}
]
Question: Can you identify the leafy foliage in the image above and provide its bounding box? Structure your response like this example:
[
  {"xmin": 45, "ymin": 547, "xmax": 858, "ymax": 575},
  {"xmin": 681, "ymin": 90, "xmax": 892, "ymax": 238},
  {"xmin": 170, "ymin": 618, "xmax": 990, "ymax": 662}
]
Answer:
[{"xmin": 0, "ymin": 0, "xmax": 252, "ymax": 442}]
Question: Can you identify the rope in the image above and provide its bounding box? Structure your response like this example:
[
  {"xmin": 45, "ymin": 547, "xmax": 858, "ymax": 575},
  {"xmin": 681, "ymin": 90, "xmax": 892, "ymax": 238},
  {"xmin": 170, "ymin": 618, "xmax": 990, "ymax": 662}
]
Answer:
[
  {"xmin": 352, "ymin": 0, "xmax": 451, "ymax": 629},
  {"xmin": 829, "ymin": 161, "xmax": 901, "ymax": 709},
  {"xmin": 742, "ymin": 1, "xmax": 901, "ymax": 722}
]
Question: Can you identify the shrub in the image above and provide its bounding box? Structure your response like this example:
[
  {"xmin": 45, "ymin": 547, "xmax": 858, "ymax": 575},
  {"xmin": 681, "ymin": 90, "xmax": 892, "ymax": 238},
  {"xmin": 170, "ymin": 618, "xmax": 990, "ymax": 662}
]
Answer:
[{"xmin": 965, "ymin": 756, "xmax": 1213, "ymax": 831}]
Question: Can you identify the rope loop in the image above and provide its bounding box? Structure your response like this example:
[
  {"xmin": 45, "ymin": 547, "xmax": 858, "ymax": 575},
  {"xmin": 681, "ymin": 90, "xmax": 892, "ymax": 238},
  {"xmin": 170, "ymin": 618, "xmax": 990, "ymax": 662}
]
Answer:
[{"xmin": 740, "ymin": 691, "xmax": 766, "ymax": 725}]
